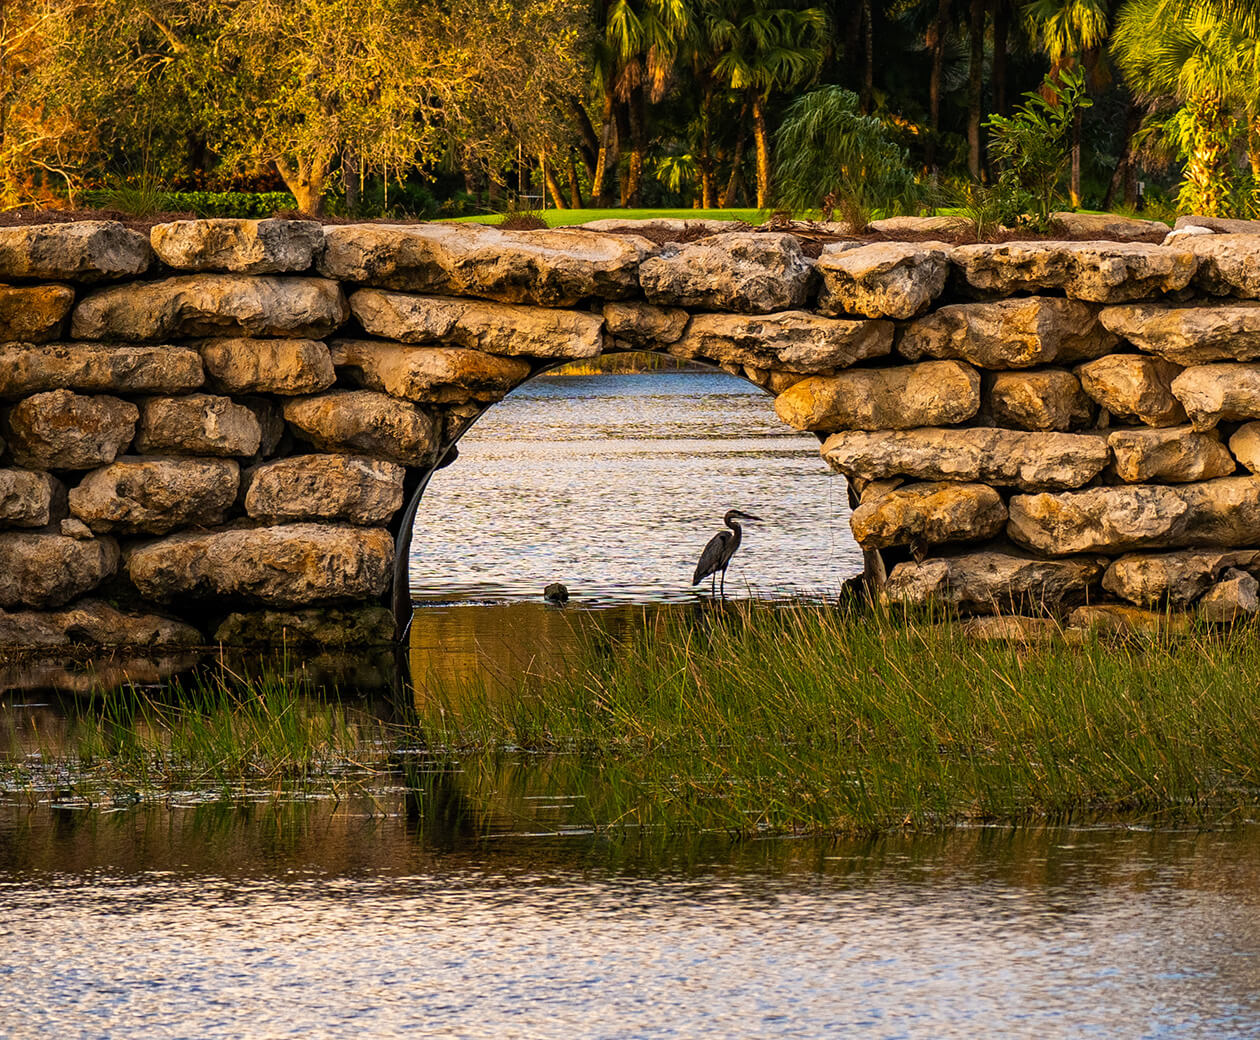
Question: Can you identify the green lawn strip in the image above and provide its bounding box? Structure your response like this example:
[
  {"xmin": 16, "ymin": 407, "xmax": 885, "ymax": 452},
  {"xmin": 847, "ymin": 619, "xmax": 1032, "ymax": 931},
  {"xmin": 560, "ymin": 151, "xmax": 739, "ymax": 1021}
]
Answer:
[{"xmin": 452, "ymin": 208, "xmax": 773, "ymax": 226}]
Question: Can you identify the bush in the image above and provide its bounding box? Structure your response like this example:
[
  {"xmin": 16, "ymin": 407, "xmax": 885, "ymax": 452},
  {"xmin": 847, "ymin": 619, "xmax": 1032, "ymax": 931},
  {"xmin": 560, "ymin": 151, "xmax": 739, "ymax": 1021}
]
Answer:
[{"xmin": 79, "ymin": 188, "xmax": 298, "ymax": 218}]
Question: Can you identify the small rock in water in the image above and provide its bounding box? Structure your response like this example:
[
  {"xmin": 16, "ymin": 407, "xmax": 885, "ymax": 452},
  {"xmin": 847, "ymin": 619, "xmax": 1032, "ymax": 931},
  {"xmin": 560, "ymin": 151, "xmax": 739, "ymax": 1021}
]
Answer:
[{"xmin": 544, "ymin": 582, "xmax": 570, "ymax": 604}]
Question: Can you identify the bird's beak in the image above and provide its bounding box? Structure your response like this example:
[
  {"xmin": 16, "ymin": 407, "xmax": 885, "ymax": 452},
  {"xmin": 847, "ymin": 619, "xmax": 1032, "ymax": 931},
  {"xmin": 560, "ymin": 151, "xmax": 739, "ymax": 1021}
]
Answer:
[{"xmin": 742, "ymin": 512, "xmax": 763, "ymax": 521}]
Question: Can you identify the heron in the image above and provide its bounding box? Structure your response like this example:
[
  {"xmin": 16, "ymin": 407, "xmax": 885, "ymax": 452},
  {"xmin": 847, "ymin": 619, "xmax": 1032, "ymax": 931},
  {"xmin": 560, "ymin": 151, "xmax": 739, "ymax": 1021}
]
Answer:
[{"xmin": 692, "ymin": 509, "xmax": 762, "ymax": 597}]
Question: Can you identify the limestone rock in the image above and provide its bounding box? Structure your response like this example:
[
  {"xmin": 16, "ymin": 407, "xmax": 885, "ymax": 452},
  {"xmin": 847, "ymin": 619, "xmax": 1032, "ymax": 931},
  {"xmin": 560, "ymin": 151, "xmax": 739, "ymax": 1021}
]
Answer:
[
  {"xmin": 579, "ymin": 217, "xmax": 736, "ymax": 236},
  {"xmin": 639, "ymin": 233, "xmax": 812, "ymax": 312},
  {"xmin": 774, "ymin": 361, "xmax": 980, "ymax": 432},
  {"xmin": 0, "ymin": 600, "xmax": 202, "ymax": 649},
  {"xmin": 822, "ymin": 428, "xmax": 1109, "ymax": 490},
  {"xmin": 1170, "ymin": 363, "xmax": 1260, "ymax": 430},
  {"xmin": 320, "ymin": 222, "xmax": 650, "ymax": 305},
  {"xmin": 0, "ymin": 469, "xmax": 64, "ymax": 528},
  {"xmin": 1065, "ymin": 604, "xmax": 1188, "ymax": 636},
  {"xmin": 214, "ymin": 606, "xmax": 395, "ymax": 647},
  {"xmin": 283, "ymin": 390, "xmax": 438, "ymax": 466},
  {"xmin": 150, "ymin": 218, "xmax": 324, "ymax": 273},
  {"xmin": 1229, "ymin": 422, "xmax": 1260, "ymax": 473},
  {"xmin": 1008, "ymin": 477, "xmax": 1260, "ymax": 555},
  {"xmin": 1103, "ymin": 549, "xmax": 1260, "ymax": 606},
  {"xmin": 670, "ymin": 311, "xmax": 892, "ymax": 374},
  {"xmin": 959, "ymin": 615, "xmax": 1061, "ymax": 644},
  {"xmin": 868, "ymin": 215, "xmax": 964, "ymax": 235},
  {"xmin": 60, "ymin": 517, "xmax": 92, "ymax": 539},
  {"xmin": 68, "ymin": 457, "xmax": 240, "ymax": 534},
  {"xmin": 602, "ymin": 301, "xmax": 689, "ymax": 346},
  {"xmin": 1050, "ymin": 212, "xmax": 1169, "ymax": 241},
  {"xmin": 1175, "ymin": 215, "xmax": 1260, "ymax": 235},
  {"xmin": 349, "ymin": 290, "xmax": 603, "ymax": 359},
  {"xmin": 242, "ymin": 396, "xmax": 287, "ymax": 458},
  {"xmin": 815, "ymin": 242, "xmax": 950, "ymax": 319},
  {"xmin": 135, "ymin": 394, "xmax": 261, "ymax": 457},
  {"xmin": 1199, "ymin": 567, "xmax": 1260, "ymax": 622},
  {"xmin": 0, "ymin": 341, "xmax": 204, "ymax": 398},
  {"xmin": 1185, "ymin": 234, "xmax": 1260, "ymax": 298},
  {"xmin": 330, "ymin": 339, "xmax": 531, "ymax": 404},
  {"xmin": 0, "ymin": 284, "xmax": 74, "ymax": 342},
  {"xmin": 7, "ymin": 390, "xmax": 137, "ymax": 469},
  {"xmin": 1076, "ymin": 355, "xmax": 1186, "ymax": 426},
  {"xmin": 244, "ymin": 454, "xmax": 404, "ymax": 524},
  {"xmin": 1107, "ymin": 425, "xmax": 1235, "ymax": 483},
  {"xmin": 899, "ymin": 297, "xmax": 1117, "ymax": 368},
  {"xmin": 0, "ymin": 221, "xmax": 151, "ymax": 282},
  {"xmin": 849, "ymin": 481, "xmax": 1006, "ymax": 550},
  {"xmin": 127, "ymin": 523, "xmax": 394, "ymax": 606},
  {"xmin": 199, "ymin": 338, "xmax": 335, "ymax": 395},
  {"xmin": 950, "ymin": 241, "xmax": 1197, "ymax": 302},
  {"xmin": 71, "ymin": 275, "xmax": 348, "ymax": 341},
  {"xmin": 1098, "ymin": 302, "xmax": 1260, "ymax": 365},
  {"xmin": 0, "ymin": 533, "xmax": 118, "ymax": 607},
  {"xmin": 987, "ymin": 370, "xmax": 1092, "ymax": 431},
  {"xmin": 881, "ymin": 549, "xmax": 1105, "ymax": 613}
]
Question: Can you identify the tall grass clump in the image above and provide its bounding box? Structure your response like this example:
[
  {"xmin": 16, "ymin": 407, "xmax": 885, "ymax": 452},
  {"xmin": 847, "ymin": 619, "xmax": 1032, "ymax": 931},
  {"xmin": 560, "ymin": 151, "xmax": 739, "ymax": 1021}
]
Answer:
[{"xmin": 416, "ymin": 604, "xmax": 1260, "ymax": 836}]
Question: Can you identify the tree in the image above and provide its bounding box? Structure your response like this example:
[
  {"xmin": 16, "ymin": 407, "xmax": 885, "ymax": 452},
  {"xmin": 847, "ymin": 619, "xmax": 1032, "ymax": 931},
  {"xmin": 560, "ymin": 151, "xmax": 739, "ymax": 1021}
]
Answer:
[{"xmin": 1025, "ymin": 0, "xmax": 1110, "ymax": 206}]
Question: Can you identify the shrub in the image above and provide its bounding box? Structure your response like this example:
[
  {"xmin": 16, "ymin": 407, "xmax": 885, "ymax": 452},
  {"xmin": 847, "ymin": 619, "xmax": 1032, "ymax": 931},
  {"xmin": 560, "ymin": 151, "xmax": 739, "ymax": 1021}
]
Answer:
[{"xmin": 78, "ymin": 189, "xmax": 298, "ymax": 218}]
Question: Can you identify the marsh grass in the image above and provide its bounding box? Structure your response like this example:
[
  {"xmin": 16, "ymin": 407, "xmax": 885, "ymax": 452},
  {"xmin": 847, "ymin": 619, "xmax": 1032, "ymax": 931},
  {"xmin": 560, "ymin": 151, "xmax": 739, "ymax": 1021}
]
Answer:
[
  {"xmin": 416, "ymin": 603, "xmax": 1260, "ymax": 836},
  {"xmin": 3, "ymin": 662, "xmax": 402, "ymax": 805}
]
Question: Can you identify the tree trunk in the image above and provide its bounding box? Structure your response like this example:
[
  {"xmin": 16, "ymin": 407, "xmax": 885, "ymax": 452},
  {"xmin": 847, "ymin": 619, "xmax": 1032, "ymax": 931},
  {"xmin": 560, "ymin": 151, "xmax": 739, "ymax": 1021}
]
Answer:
[
  {"xmin": 1180, "ymin": 93, "xmax": 1233, "ymax": 216},
  {"xmin": 722, "ymin": 104, "xmax": 749, "ymax": 207},
  {"xmin": 1103, "ymin": 100, "xmax": 1141, "ymax": 210},
  {"xmin": 699, "ymin": 83, "xmax": 717, "ymax": 209},
  {"xmin": 592, "ymin": 91, "xmax": 615, "ymax": 207},
  {"xmin": 541, "ymin": 152, "xmax": 568, "ymax": 209},
  {"xmin": 275, "ymin": 155, "xmax": 327, "ymax": 216},
  {"xmin": 1070, "ymin": 108, "xmax": 1082, "ymax": 207},
  {"xmin": 615, "ymin": 99, "xmax": 632, "ymax": 205},
  {"xmin": 991, "ymin": 0, "xmax": 1009, "ymax": 116},
  {"xmin": 624, "ymin": 84, "xmax": 647, "ymax": 207},
  {"xmin": 568, "ymin": 152, "xmax": 584, "ymax": 208},
  {"xmin": 752, "ymin": 92, "xmax": 772, "ymax": 209},
  {"xmin": 342, "ymin": 147, "xmax": 359, "ymax": 214},
  {"xmin": 926, "ymin": 0, "xmax": 952, "ymax": 171},
  {"xmin": 967, "ymin": 0, "xmax": 985, "ymax": 179},
  {"xmin": 567, "ymin": 95, "xmax": 600, "ymax": 178},
  {"xmin": 860, "ymin": 0, "xmax": 874, "ymax": 113}
]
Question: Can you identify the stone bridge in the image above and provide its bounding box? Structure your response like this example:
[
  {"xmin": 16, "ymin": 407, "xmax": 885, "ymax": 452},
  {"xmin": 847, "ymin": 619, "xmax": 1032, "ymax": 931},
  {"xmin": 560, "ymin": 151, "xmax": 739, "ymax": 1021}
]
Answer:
[{"xmin": 0, "ymin": 215, "xmax": 1258, "ymax": 651}]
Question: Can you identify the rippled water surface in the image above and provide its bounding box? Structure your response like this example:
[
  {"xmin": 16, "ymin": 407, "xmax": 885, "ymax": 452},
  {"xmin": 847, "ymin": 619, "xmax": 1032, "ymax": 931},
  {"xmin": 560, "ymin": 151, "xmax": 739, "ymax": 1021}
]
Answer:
[
  {"xmin": 408, "ymin": 371, "xmax": 860, "ymax": 605},
  {"xmin": 3, "ymin": 804, "xmax": 1260, "ymax": 1039}
]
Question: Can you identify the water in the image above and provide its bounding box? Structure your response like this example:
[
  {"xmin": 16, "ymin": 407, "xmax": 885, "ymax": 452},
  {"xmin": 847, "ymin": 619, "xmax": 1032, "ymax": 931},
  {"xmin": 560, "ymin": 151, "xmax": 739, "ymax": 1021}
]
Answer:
[
  {"xmin": 2, "ymin": 801, "xmax": 1260, "ymax": 1038},
  {"xmin": 408, "ymin": 371, "xmax": 861, "ymax": 605}
]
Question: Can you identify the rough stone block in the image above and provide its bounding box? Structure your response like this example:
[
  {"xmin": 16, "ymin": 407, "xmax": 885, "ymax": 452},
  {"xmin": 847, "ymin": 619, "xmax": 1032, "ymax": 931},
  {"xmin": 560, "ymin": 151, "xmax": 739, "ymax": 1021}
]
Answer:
[
  {"xmin": 1107, "ymin": 425, "xmax": 1235, "ymax": 483},
  {"xmin": 822, "ymin": 427, "xmax": 1110, "ymax": 490},
  {"xmin": 0, "ymin": 284, "xmax": 74, "ymax": 342},
  {"xmin": 849, "ymin": 481, "xmax": 1006, "ymax": 550},
  {"xmin": 602, "ymin": 301, "xmax": 689, "ymax": 347},
  {"xmin": 986, "ymin": 369, "xmax": 1092, "ymax": 431},
  {"xmin": 244, "ymin": 454, "xmax": 404, "ymax": 525},
  {"xmin": 0, "ymin": 469, "xmax": 64, "ymax": 528},
  {"xmin": 71, "ymin": 275, "xmax": 348, "ymax": 341},
  {"xmin": 1050, "ymin": 212, "xmax": 1170, "ymax": 241},
  {"xmin": 1229, "ymin": 422, "xmax": 1260, "ymax": 473},
  {"xmin": 881, "ymin": 549, "xmax": 1106, "ymax": 613},
  {"xmin": 126, "ymin": 523, "xmax": 394, "ymax": 606},
  {"xmin": 774, "ymin": 361, "xmax": 980, "ymax": 432},
  {"xmin": 1008, "ymin": 477, "xmax": 1260, "ymax": 555},
  {"xmin": 349, "ymin": 290, "xmax": 603, "ymax": 359},
  {"xmin": 320, "ymin": 222, "xmax": 650, "ymax": 305},
  {"xmin": 1198, "ymin": 568, "xmax": 1260, "ymax": 622},
  {"xmin": 640, "ymin": 233, "xmax": 812, "ymax": 312},
  {"xmin": 6, "ymin": 389, "xmax": 137, "ymax": 469},
  {"xmin": 0, "ymin": 600, "xmax": 202, "ymax": 649},
  {"xmin": 1065, "ymin": 604, "xmax": 1189, "ymax": 636},
  {"xmin": 135, "ymin": 394, "xmax": 262, "ymax": 457},
  {"xmin": 1103, "ymin": 549, "xmax": 1260, "ymax": 607},
  {"xmin": 815, "ymin": 242, "xmax": 949, "ymax": 319},
  {"xmin": 950, "ymin": 241, "xmax": 1198, "ymax": 302},
  {"xmin": 199, "ymin": 337, "xmax": 335, "ymax": 395},
  {"xmin": 69, "ymin": 456, "xmax": 240, "ymax": 534},
  {"xmin": 1099, "ymin": 302, "xmax": 1260, "ymax": 365},
  {"xmin": 282, "ymin": 390, "xmax": 438, "ymax": 466},
  {"xmin": 330, "ymin": 339, "xmax": 531, "ymax": 404},
  {"xmin": 1185, "ymin": 234, "xmax": 1260, "ymax": 298},
  {"xmin": 1076, "ymin": 355, "xmax": 1186, "ymax": 427},
  {"xmin": 214, "ymin": 606, "xmax": 396, "ymax": 647},
  {"xmin": 151, "ymin": 218, "xmax": 324, "ymax": 273},
  {"xmin": 670, "ymin": 311, "xmax": 892, "ymax": 374},
  {"xmin": 898, "ymin": 297, "xmax": 1117, "ymax": 369},
  {"xmin": 0, "ymin": 532, "xmax": 118, "ymax": 607},
  {"xmin": 1170, "ymin": 363, "xmax": 1260, "ymax": 430},
  {"xmin": 0, "ymin": 222, "xmax": 151, "ymax": 282},
  {"xmin": 0, "ymin": 342, "xmax": 204, "ymax": 398}
]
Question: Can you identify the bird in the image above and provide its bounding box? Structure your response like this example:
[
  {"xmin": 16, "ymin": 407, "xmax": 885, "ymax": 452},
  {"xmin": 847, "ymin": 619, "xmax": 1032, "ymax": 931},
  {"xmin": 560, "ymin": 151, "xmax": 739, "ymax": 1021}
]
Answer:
[{"xmin": 692, "ymin": 509, "xmax": 762, "ymax": 597}]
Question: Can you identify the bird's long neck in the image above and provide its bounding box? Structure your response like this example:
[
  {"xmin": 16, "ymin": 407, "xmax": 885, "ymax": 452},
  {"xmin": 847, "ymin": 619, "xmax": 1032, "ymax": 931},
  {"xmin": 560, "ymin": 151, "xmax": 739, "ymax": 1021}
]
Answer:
[{"xmin": 725, "ymin": 516, "xmax": 742, "ymax": 550}]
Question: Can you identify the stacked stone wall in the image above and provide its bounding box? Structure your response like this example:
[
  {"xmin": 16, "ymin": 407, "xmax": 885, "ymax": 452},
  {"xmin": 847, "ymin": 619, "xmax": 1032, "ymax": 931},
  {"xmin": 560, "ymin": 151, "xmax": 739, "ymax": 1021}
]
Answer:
[{"xmin": 0, "ymin": 215, "xmax": 1257, "ymax": 649}]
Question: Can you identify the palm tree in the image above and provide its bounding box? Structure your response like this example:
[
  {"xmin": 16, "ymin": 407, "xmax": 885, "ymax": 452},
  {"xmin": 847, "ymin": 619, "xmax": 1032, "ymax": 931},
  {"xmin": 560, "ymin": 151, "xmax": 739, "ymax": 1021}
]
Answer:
[
  {"xmin": 1113, "ymin": 0, "xmax": 1260, "ymax": 215},
  {"xmin": 1025, "ymin": 0, "xmax": 1110, "ymax": 206},
  {"xmin": 703, "ymin": 0, "xmax": 828, "ymax": 208}
]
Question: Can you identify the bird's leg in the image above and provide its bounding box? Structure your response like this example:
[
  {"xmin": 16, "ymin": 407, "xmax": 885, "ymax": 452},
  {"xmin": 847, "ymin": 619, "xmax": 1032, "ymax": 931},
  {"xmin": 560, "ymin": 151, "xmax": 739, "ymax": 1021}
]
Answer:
[
  {"xmin": 720, "ymin": 567, "xmax": 727, "ymax": 598},
  {"xmin": 710, "ymin": 571, "xmax": 717, "ymax": 596}
]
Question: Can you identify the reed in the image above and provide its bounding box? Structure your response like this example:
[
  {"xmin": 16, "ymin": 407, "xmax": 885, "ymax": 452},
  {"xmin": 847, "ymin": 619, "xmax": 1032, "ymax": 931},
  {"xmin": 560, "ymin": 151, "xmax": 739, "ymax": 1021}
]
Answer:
[{"xmin": 416, "ymin": 604, "xmax": 1260, "ymax": 836}]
